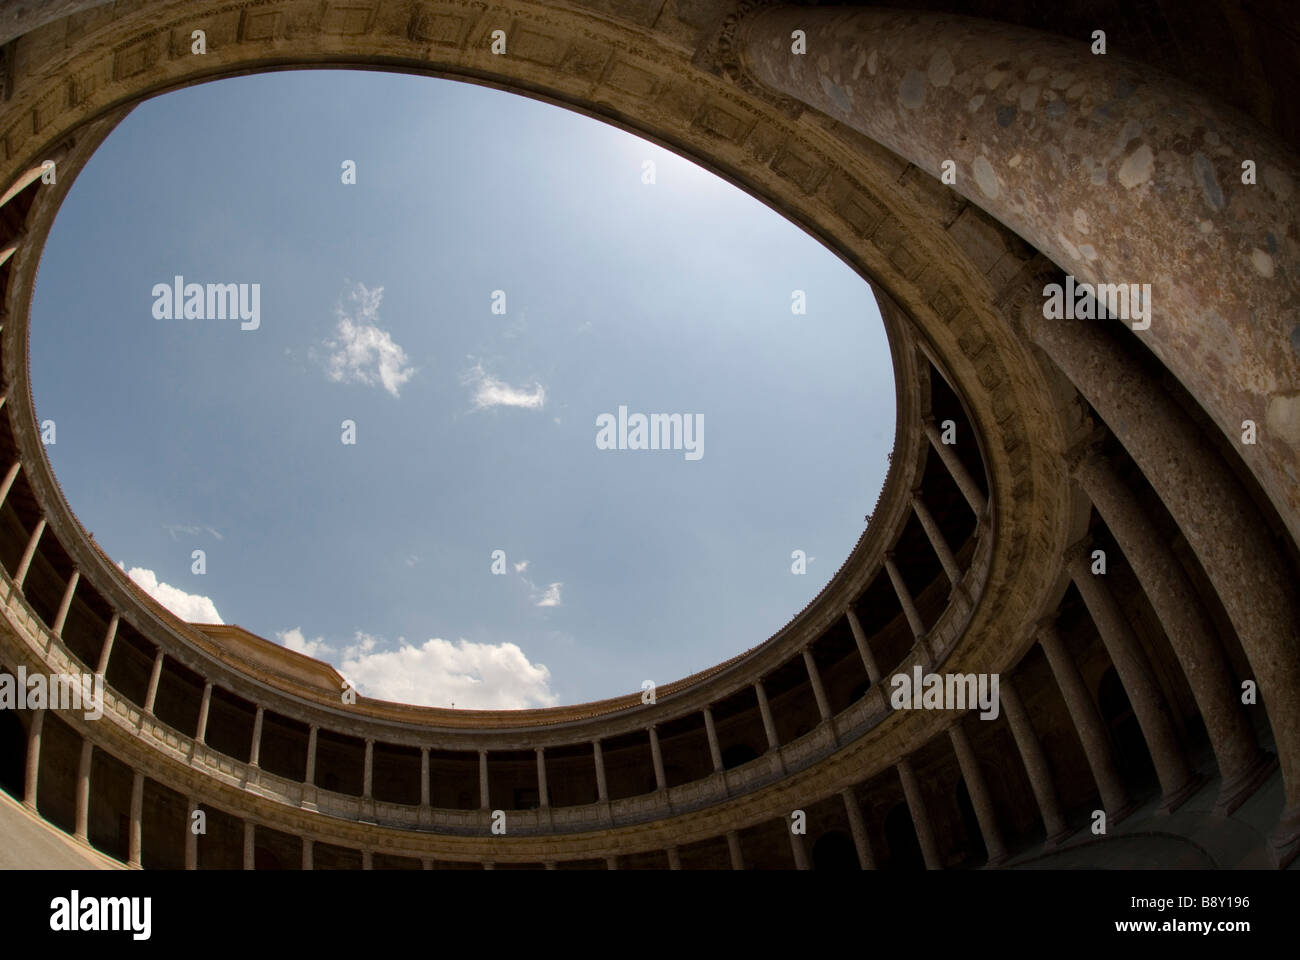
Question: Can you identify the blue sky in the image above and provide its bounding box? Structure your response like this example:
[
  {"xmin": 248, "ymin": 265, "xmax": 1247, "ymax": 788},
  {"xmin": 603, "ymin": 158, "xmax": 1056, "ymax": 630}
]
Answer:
[{"xmin": 30, "ymin": 69, "xmax": 893, "ymax": 709}]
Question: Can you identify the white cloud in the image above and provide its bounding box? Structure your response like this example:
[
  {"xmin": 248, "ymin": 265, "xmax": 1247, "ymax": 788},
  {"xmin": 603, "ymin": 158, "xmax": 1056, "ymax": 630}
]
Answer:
[
  {"xmin": 273, "ymin": 629, "xmax": 555, "ymax": 709},
  {"xmin": 462, "ymin": 362, "xmax": 545, "ymax": 410},
  {"xmin": 534, "ymin": 582, "xmax": 563, "ymax": 608},
  {"xmin": 276, "ymin": 627, "xmax": 335, "ymax": 659},
  {"xmin": 320, "ymin": 282, "xmax": 416, "ymax": 397},
  {"xmin": 123, "ymin": 566, "xmax": 223, "ymax": 624},
  {"xmin": 343, "ymin": 636, "xmax": 556, "ymax": 709}
]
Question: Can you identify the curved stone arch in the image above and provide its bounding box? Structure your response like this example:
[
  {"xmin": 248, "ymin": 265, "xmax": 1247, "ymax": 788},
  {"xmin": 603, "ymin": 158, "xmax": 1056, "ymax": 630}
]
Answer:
[
  {"xmin": 0, "ymin": 0, "xmax": 1070, "ymax": 715},
  {"xmin": 15, "ymin": 0, "xmax": 1291, "ymax": 868}
]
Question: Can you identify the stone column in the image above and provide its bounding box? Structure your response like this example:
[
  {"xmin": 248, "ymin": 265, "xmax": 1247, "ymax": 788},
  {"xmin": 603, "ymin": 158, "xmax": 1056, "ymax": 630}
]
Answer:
[
  {"xmin": 1038, "ymin": 620, "xmax": 1130, "ymax": 818},
  {"xmin": 535, "ymin": 747, "xmax": 549, "ymax": 808},
  {"xmin": 194, "ymin": 681, "xmax": 213, "ymax": 745},
  {"xmin": 737, "ymin": 5, "xmax": 1300, "ymax": 555},
  {"xmin": 726, "ymin": 830, "xmax": 744, "ymax": 870},
  {"xmin": 1000, "ymin": 676, "xmax": 1069, "ymax": 844},
  {"xmin": 593, "ymin": 741, "xmax": 608, "ymax": 802},
  {"xmin": 363, "ymin": 739, "xmax": 374, "ymax": 800},
  {"xmin": 922, "ymin": 419, "xmax": 987, "ymax": 517},
  {"xmin": 912, "ymin": 490, "xmax": 962, "ymax": 586},
  {"xmin": 897, "ymin": 758, "xmax": 942, "ymax": 869},
  {"xmin": 74, "ymin": 739, "xmax": 92, "ymax": 842},
  {"xmin": 143, "ymin": 652, "xmax": 164, "ymax": 714},
  {"xmin": 648, "ymin": 726, "xmax": 667, "ymax": 791},
  {"xmin": 478, "ymin": 749, "xmax": 489, "ymax": 810},
  {"xmin": 605, "ymin": 856, "xmax": 618, "ymax": 870},
  {"xmin": 666, "ymin": 846, "xmax": 681, "ymax": 870},
  {"xmin": 128, "ymin": 771, "xmax": 144, "ymax": 868},
  {"xmin": 93, "ymin": 613, "xmax": 118, "ymax": 677},
  {"xmin": 1021, "ymin": 268, "xmax": 1300, "ymax": 852},
  {"xmin": 362, "ymin": 850, "xmax": 373, "ymax": 870},
  {"xmin": 841, "ymin": 787, "xmax": 877, "ymax": 869},
  {"xmin": 243, "ymin": 822, "xmax": 255, "ymax": 870},
  {"xmin": 1065, "ymin": 538, "xmax": 1198, "ymax": 810},
  {"xmin": 420, "ymin": 748, "xmax": 430, "ymax": 807},
  {"xmin": 846, "ymin": 607, "xmax": 882, "ymax": 684},
  {"xmin": 703, "ymin": 706, "xmax": 724, "ymax": 772},
  {"xmin": 185, "ymin": 799, "xmax": 198, "ymax": 870},
  {"xmin": 0, "ymin": 149, "xmax": 66, "ymax": 207},
  {"xmin": 789, "ymin": 827, "xmax": 810, "ymax": 870},
  {"xmin": 304, "ymin": 725, "xmax": 318, "ymax": 786},
  {"xmin": 302, "ymin": 838, "xmax": 313, "ymax": 871},
  {"xmin": 754, "ymin": 680, "xmax": 780, "ymax": 750},
  {"xmin": 0, "ymin": 460, "xmax": 20, "ymax": 510},
  {"xmin": 248, "ymin": 706, "xmax": 264, "ymax": 768},
  {"xmin": 884, "ymin": 553, "xmax": 927, "ymax": 641},
  {"xmin": 14, "ymin": 517, "xmax": 45, "ymax": 589},
  {"xmin": 23, "ymin": 708, "xmax": 43, "ymax": 809},
  {"xmin": 802, "ymin": 648, "xmax": 833, "ymax": 723},
  {"xmin": 948, "ymin": 719, "xmax": 1008, "ymax": 864},
  {"xmin": 51, "ymin": 569, "xmax": 79, "ymax": 638},
  {"xmin": 1072, "ymin": 443, "xmax": 1270, "ymax": 813}
]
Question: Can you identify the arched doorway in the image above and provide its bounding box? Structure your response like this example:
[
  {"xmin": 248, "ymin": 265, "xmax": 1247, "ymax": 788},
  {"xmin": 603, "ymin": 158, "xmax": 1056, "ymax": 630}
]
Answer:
[
  {"xmin": 0, "ymin": 708, "xmax": 26, "ymax": 799},
  {"xmin": 882, "ymin": 802, "xmax": 925, "ymax": 871},
  {"xmin": 721, "ymin": 744, "xmax": 758, "ymax": 770},
  {"xmin": 812, "ymin": 830, "xmax": 859, "ymax": 870},
  {"xmin": 955, "ymin": 778, "xmax": 986, "ymax": 864},
  {"xmin": 1097, "ymin": 667, "xmax": 1158, "ymax": 795}
]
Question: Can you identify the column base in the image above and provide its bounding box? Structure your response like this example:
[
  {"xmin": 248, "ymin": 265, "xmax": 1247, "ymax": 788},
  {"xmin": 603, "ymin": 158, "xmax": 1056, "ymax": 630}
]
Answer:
[
  {"xmin": 1272, "ymin": 804, "xmax": 1300, "ymax": 869},
  {"xmin": 1042, "ymin": 824, "xmax": 1075, "ymax": 849},
  {"xmin": 1212, "ymin": 751, "xmax": 1277, "ymax": 817},
  {"xmin": 1156, "ymin": 772, "xmax": 1206, "ymax": 815},
  {"xmin": 1108, "ymin": 798, "xmax": 1140, "ymax": 827}
]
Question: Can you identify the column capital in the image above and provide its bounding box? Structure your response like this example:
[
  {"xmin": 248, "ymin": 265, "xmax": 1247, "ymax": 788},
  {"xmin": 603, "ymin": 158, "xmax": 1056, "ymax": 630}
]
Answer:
[
  {"xmin": 1062, "ymin": 535, "xmax": 1095, "ymax": 569},
  {"xmin": 1062, "ymin": 426, "xmax": 1108, "ymax": 477},
  {"xmin": 1033, "ymin": 614, "xmax": 1061, "ymax": 637}
]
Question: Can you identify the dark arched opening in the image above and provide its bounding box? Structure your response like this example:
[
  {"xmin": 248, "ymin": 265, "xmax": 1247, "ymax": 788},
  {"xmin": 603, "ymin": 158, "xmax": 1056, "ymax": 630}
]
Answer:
[
  {"xmin": 0, "ymin": 708, "xmax": 26, "ymax": 799},
  {"xmin": 883, "ymin": 802, "xmax": 925, "ymax": 871},
  {"xmin": 955, "ymin": 778, "xmax": 986, "ymax": 865},
  {"xmin": 812, "ymin": 829, "xmax": 859, "ymax": 870},
  {"xmin": 721, "ymin": 744, "xmax": 759, "ymax": 770},
  {"xmin": 1097, "ymin": 666, "xmax": 1157, "ymax": 795}
]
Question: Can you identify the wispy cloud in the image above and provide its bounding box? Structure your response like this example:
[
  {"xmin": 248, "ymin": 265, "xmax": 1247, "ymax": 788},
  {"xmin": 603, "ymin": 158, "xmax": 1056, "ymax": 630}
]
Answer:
[
  {"xmin": 163, "ymin": 523, "xmax": 224, "ymax": 541},
  {"xmin": 534, "ymin": 582, "xmax": 563, "ymax": 608},
  {"xmin": 462, "ymin": 361, "xmax": 545, "ymax": 410},
  {"xmin": 318, "ymin": 282, "xmax": 416, "ymax": 397},
  {"xmin": 121, "ymin": 565, "xmax": 223, "ymax": 624}
]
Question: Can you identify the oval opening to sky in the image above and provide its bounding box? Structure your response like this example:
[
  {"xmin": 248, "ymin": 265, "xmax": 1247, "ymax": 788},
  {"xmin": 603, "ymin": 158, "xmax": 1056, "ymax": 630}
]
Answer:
[{"xmin": 30, "ymin": 70, "xmax": 895, "ymax": 710}]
